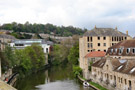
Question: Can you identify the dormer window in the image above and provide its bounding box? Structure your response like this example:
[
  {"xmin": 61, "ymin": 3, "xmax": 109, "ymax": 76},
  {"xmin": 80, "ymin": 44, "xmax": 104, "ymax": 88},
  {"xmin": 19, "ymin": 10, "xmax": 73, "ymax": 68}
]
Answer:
[
  {"xmin": 129, "ymin": 67, "xmax": 135, "ymax": 74},
  {"xmin": 110, "ymin": 49, "xmax": 113, "ymax": 54},
  {"xmin": 126, "ymin": 48, "xmax": 130, "ymax": 54},
  {"xmin": 115, "ymin": 48, "xmax": 117, "ymax": 53},
  {"xmin": 132, "ymin": 48, "xmax": 135, "ymax": 54},
  {"xmin": 117, "ymin": 65, "xmax": 123, "ymax": 70},
  {"xmin": 119, "ymin": 48, "xmax": 123, "ymax": 54}
]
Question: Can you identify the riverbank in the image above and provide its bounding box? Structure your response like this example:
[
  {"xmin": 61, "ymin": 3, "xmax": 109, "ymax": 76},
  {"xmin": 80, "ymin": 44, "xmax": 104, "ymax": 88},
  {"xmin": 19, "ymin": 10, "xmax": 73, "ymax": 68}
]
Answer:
[
  {"xmin": 77, "ymin": 75, "xmax": 108, "ymax": 90},
  {"xmin": 0, "ymin": 80, "xmax": 16, "ymax": 90}
]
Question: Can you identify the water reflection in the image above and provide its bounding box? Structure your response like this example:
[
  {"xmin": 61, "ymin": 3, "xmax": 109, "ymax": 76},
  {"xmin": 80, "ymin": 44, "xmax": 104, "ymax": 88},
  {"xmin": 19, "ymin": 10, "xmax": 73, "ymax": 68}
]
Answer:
[{"xmin": 16, "ymin": 66, "xmax": 94, "ymax": 90}]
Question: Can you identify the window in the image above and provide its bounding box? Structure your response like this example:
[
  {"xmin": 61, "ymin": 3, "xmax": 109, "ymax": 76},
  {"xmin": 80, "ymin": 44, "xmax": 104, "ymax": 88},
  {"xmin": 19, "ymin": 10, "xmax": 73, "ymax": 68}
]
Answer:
[
  {"xmin": 88, "ymin": 43, "xmax": 90, "ymax": 48},
  {"xmin": 119, "ymin": 37, "xmax": 121, "ymax": 41},
  {"xmin": 122, "ymin": 37, "xmax": 123, "ymax": 40},
  {"xmin": 126, "ymin": 48, "xmax": 130, "ymax": 54},
  {"xmin": 97, "ymin": 37, "xmax": 100, "ymax": 40},
  {"xmin": 46, "ymin": 48, "xmax": 48, "ymax": 53},
  {"xmin": 111, "ymin": 49, "xmax": 113, "ymax": 53},
  {"xmin": 90, "ymin": 43, "xmax": 93, "ymax": 48},
  {"xmin": 132, "ymin": 48, "xmax": 135, "ymax": 54},
  {"xmin": 112, "ymin": 43, "xmax": 114, "ymax": 46},
  {"xmin": 125, "ymin": 79, "xmax": 127, "ymax": 85},
  {"xmin": 121, "ymin": 78, "xmax": 123, "ymax": 83},
  {"xmin": 98, "ymin": 50, "xmax": 100, "ymax": 51},
  {"xmin": 119, "ymin": 48, "xmax": 123, "ymax": 54},
  {"xmin": 115, "ymin": 48, "xmax": 117, "ymax": 53},
  {"xmin": 115, "ymin": 37, "xmax": 116, "ymax": 41},
  {"xmin": 90, "ymin": 37, "xmax": 93, "ymax": 42},
  {"xmin": 125, "ymin": 37, "xmax": 127, "ymax": 40},
  {"xmin": 98, "ymin": 43, "xmax": 100, "ymax": 46},
  {"xmin": 118, "ymin": 77, "xmax": 120, "ymax": 83},
  {"xmin": 110, "ymin": 75, "xmax": 112, "ymax": 79},
  {"xmin": 112, "ymin": 37, "xmax": 114, "ymax": 41},
  {"xmin": 87, "ymin": 37, "xmax": 89, "ymax": 42},
  {"xmin": 104, "ymin": 50, "xmax": 106, "ymax": 52},
  {"xmin": 104, "ymin": 43, "xmax": 106, "ymax": 46},
  {"xmin": 103, "ymin": 37, "xmax": 106, "ymax": 40},
  {"xmin": 88, "ymin": 50, "xmax": 90, "ymax": 52}
]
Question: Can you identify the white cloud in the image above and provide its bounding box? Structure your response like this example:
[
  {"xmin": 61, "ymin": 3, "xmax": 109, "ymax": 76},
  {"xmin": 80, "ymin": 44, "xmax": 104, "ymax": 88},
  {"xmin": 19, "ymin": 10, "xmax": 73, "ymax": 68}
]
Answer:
[{"xmin": 0, "ymin": 0, "xmax": 135, "ymax": 36}]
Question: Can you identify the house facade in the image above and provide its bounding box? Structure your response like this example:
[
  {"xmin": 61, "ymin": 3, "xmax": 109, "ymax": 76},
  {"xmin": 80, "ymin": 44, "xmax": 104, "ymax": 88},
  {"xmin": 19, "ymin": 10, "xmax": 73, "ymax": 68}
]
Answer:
[
  {"xmin": 79, "ymin": 26, "xmax": 132, "ymax": 78},
  {"xmin": 83, "ymin": 51, "xmax": 106, "ymax": 79},
  {"xmin": 92, "ymin": 56, "xmax": 135, "ymax": 90},
  {"xmin": 106, "ymin": 40, "xmax": 135, "ymax": 59},
  {"xmin": 9, "ymin": 39, "xmax": 50, "ymax": 53},
  {"xmin": 0, "ymin": 34, "xmax": 16, "ymax": 50}
]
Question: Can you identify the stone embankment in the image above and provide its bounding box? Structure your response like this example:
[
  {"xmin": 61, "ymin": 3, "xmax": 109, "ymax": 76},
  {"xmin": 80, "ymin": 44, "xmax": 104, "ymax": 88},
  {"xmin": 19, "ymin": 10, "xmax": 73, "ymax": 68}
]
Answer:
[{"xmin": 0, "ymin": 80, "xmax": 16, "ymax": 90}]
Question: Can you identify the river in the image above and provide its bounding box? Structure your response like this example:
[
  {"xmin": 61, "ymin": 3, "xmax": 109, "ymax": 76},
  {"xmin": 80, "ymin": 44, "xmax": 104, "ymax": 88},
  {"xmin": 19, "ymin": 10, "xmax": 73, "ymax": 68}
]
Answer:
[{"xmin": 15, "ymin": 65, "xmax": 95, "ymax": 90}]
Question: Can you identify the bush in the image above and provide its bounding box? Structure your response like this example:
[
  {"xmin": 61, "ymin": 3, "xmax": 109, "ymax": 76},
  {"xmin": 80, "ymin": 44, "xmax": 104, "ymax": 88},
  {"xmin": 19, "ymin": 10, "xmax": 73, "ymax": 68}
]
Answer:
[{"xmin": 73, "ymin": 66, "xmax": 82, "ymax": 77}]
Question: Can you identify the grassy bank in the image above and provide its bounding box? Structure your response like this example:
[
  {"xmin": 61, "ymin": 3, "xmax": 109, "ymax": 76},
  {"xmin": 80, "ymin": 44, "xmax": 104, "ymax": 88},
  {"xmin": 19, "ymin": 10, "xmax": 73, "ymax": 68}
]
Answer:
[{"xmin": 89, "ymin": 82, "xmax": 108, "ymax": 90}]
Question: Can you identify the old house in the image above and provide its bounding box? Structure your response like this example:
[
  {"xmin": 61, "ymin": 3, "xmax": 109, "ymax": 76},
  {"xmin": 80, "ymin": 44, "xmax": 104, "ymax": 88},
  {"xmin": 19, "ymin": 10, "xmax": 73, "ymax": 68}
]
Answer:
[
  {"xmin": 92, "ymin": 56, "xmax": 135, "ymax": 90},
  {"xmin": 107, "ymin": 40, "xmax": 135, "ymax": 59},
  {"xmin": 83, "ymin": 51, "xmax": 106, "ymax": 79},
  {"xmin": 79, "ymin": 26, "xmax": 132, "ymax": 79}
]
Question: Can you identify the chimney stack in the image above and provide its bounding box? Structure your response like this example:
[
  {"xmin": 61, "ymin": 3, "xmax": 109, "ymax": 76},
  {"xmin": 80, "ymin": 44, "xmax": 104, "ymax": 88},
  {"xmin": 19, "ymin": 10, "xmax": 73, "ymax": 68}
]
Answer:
[
  {"xmin": 126, "ymin": 30, "xmax": 128, "ymax": 35},
  {"xmin": 115, "ymin": 26, "xmax": 117, "ymax": 31},
  {"xmin": 95, "ymin": 25, "xmax": 97, "ymax": 29}
]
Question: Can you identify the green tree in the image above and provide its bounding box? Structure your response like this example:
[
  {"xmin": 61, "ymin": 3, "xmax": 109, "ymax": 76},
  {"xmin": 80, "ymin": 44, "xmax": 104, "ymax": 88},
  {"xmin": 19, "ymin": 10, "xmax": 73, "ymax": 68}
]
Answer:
[
  {"xmin": 68, "ymin": 43, "xmax": 79, "ymax": 65},
  {"xmin": 73, "ymin": 66, "xmax": 82, "ymax": 77},
  {"xmin": 4, "ymin": 46, "xmax": 16, "ymax": 67}
]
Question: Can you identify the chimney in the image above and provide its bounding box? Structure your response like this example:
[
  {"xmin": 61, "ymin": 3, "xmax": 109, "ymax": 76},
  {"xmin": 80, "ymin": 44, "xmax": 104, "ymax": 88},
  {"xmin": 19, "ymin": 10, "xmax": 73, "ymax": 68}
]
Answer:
[
  {"xmin": 126, "ymin": 30, "xmax": 128, "ymax": 35},
  {"xmin": 115, "ymin": 26, "xmax": 117, "ymax": 31},
  {"xmin": 95, "ymin": 25, "xmax": 97, "ymax": 29}
]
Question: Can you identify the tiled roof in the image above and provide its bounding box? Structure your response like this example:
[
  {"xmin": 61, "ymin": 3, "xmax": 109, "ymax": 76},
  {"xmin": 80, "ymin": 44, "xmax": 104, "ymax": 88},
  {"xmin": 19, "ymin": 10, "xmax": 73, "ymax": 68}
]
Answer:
[
  {"xmin": 113, "ymin": 60, "xmax": 135, "ymax": 75},
  {"xmin": 83, "ymin": 28, "xmax": 130, "ymax": 37},
  {"xmin": 92, "ymin": 58, "xmax": 121, "ymax": 68},
  {"xmin": 92, "ymin": 59, "xmax": 106, "ymax": 68},
  {"xmin": 85, "ymin": 51, "xmax": 106, "ymax": 58},
  {"xmin": 106, "ymin": 40, "xmax": 135, "ymax": 56},
  {"xmin": 92, "ymin": 57, "xmax": 135, "ymax": 75}
]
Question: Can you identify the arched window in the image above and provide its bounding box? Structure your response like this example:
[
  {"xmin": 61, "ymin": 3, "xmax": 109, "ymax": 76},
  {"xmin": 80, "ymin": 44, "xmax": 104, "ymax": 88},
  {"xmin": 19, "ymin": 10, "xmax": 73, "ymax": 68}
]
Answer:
[
  {"xmin": 115, "ymin": 48, "xmax": 117, "ymax": 53},
  {"xmin": 132, "ymin": 48, "xmax": 135, "ymax": 54},
  {"xmin": 126, "ymin": 48, "xmax": 130, "ymax": 54},
  {"xmin": 119, "ymin": 48, "xmax": 123, "ymax": 54}
]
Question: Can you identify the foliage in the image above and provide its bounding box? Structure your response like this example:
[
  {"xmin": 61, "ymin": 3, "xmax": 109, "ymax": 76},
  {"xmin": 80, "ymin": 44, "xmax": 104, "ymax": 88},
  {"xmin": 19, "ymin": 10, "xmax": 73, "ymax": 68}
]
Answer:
[
  {"xmin": 68, "ymin": 43, "xmax": 79, "ymax": 65},
  {"xmin": 50, "ymin": 44, "xmax": 70, "ymax": 65},
  {"xmin": 10, "ymin": 32, "xmax": 32, "ymax": 39},
  {"xmin": 3, "ymin": 46, "xmax": 16, "ymax": 67},
  {"xmin": 88, "ymin": 61, "xmax": 93, "ymax": 71},
  {"xmin": 89, "ymin": 82, "xmax": 108, "ymax": 90},
  {"xmin": 1, "ymin": 44, "xmax": 45, "ymax": 75},
  {"xmin": 73, "ymin": 66, "xmax": 82, "ymax": 77},
  {"xmin": 0, "ymin": 22, "xmax": 87, "ymax": 36}
]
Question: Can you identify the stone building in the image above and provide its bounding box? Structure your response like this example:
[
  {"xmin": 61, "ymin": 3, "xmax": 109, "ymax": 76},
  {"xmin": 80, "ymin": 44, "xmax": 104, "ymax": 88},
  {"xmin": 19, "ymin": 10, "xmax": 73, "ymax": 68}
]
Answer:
[
  {"xmin": 91, "ymin": 56, "xmax": 135, "ymax": 90},
  {"xmin": 0, "ymin": 34, "xmax": 16, "ymax": 50},
  {"xmin": 106, "ymin": 40, "xmax": 135, "ymax": 59},
  {"xmin": 83, "ymin": 51, "xmax": 106, "ymax": 79},
  {"xmin": 79, "ymin": 26, "xmax": 132, "ymax": 79}
]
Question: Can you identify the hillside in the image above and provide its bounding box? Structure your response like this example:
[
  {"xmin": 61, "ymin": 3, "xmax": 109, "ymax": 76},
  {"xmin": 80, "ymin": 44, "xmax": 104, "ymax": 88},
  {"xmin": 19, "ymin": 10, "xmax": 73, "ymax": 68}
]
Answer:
[{"xmin": 0, "ymin": 22, "xmax": 87, "ymax": 36}]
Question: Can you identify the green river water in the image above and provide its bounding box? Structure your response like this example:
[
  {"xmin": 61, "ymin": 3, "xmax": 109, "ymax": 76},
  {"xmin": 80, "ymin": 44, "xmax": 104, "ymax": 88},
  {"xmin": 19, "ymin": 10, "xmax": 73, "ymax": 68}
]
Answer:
[{"xmin": 15, "ymin": 66, "xmax": 95, "ymax": 90}]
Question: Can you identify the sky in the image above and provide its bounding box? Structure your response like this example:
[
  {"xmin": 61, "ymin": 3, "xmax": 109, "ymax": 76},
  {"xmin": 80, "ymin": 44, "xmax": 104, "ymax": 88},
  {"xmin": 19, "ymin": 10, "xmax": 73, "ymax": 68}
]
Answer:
[{"xmin": 0, "ymin": 0, "xmax": 135, "ymax": 36}]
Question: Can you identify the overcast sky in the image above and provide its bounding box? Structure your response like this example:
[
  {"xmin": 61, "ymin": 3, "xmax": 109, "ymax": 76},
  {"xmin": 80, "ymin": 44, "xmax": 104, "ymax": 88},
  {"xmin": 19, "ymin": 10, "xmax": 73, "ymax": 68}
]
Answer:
[{"xmin": 0, "ymin": 0, "xmax": 135, "ymax": 36}]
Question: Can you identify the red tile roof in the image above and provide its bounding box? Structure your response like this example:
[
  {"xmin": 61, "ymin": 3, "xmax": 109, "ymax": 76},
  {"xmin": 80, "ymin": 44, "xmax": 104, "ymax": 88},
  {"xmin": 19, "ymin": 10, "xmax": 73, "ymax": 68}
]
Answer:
[{"xmin": 85, "ymin": 51, "xmax": 106, "ymax": 58}]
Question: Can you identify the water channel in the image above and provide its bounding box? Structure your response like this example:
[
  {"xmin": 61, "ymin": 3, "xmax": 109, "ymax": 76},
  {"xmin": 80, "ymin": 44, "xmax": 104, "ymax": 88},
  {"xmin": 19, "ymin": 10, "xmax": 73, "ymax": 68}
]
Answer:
[{"xmin": 15, "ymin": 65, "xmax": 95, "ymax": 90}]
